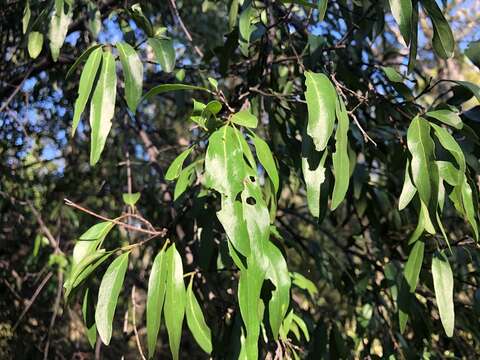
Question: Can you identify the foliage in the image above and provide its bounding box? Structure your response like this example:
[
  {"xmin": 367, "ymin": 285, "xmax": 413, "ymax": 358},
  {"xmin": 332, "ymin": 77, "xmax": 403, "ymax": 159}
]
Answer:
[{"xmin": 1, "ymin": 0, "xmax": 480, "ymax": 358}]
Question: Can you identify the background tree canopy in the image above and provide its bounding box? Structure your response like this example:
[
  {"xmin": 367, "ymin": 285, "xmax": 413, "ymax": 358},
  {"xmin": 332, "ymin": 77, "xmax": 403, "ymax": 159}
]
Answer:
[{"xmin": 1, "ymin": 0, "xmax": 480, "ymax": 358}]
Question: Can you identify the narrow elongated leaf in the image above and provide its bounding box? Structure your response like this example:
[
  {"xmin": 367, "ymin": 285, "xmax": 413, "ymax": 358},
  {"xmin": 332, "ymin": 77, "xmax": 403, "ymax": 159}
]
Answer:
[
  {"xmin": 432, "ymin": 252, "xmax": 454, "ymax": 337},
  {"xmin": 318, "ymin": 0, "xmax": 328, "ymax": 22},
  {"xmin": 389, "ymin": 0, "xmax": 412, "ymax": 45},
  {"xmin": 143, "ymin": 83, "xmax": 209, "ymax": 101},
  {"xmin": 66, "ymin": 44, "xmax": 102, "ymax": 79},
  {"xmin": 148, "ymin": 38, "xmax": 175, "ymax": 72},
  {"xmin": 422, "ymin": 0, "xmax": 455, "ymax": 59},
  {"xmin": 331, "ymin": 96, "xmax": 350, "ymax": 210},
  {"xmin": 128, "ymin": 3, "xmax": 154, "ymax": 37},
  {"xmin": 174, "ymin": 163, "xmax": 195, "ymax": 201},
  {"xmin": 399, "ymin": 159, "xmax": 416, "ymax": 210},
  {"xmin": 404, "ymin": 240, "xmax": 424, "ymax": 293},
  {"xmin": 147, "ymin": 247, "xmax": 168, "ymax": 358},
  {"xmin": 117, "ymin": 42, "xmax": 143, "ymax": 112},
  {"xmin": 217, "ymin": 195, "xmax": 250, "ymax": 257},
  {"xmin": 465, "ymin": 40, "xmax": 480, "ymax": 69},
  {"xmin": 229, "ymin": 0, "xmax": 239, "ymax": 31},
  {"xmin": 89, "ymin": 50, "xmax": 117, "ymax": 166},
  {"xmin": 426, "ymin": 109, "xmax": 463, "ymax": 130},
  {"xmin": 304, "ymin": 71, "xmax": 336, "ymax": 151},
  {"xmin": 265, "ymin": 242, "xmax": 291, "ymax": 340},
  {"xmin": 437, "ymin": 161, "xmax": 461, "ymax": 186},
  {"xmin": 252, "ymin": 135, "xmax": 279, "ymax": 194},
  {"xmin": 407, "ymin": 116, "xmax": 435, "ymax": 206},
  {"xmin": 72, "ymin": 47, "xmax": 102, "ymax": 136},
  {"xmin": 27, "ymin": 32, "xmax": 43, "ymax": 59},
  {"xmin": 73, "ymin": 221, "xmax": 114, "ymax": 265},
  {"xmin": 22, "ymin": 0, "xmax": 31, "ymax": 34},
  {"xmin": 382, "ymin": 66, "xmax": 404, "ymax": 82},
  {"xmin": 205, "ymin": 126, "xmax": 247, "ymax": 198},
  {"xmin": 430, "ymin": 123, "xmax": 465, "ymax": 172},
  {"xmin": 408, "ymin": 0, "xmax": 419, "ymax": 72},
  {"xmin": 461, "ymin": 178, "xmax": 479, "ymax": 240},
  {"xmin": 186, "ymin": 280, "xmax": 212, "ymax": 354},
  {"xmin": 234, "ymin": 128, "xmax": 256, "ymax": 169},
  {"xmin": 239, "ymin": 4, "xmax": 254, "ymax": 56},
  {"xmin": 450, "ymin": 80, "xmax": 480, "ymax": 102},
  {"xmin": 165, "ymin": 147, "xmax": 193, "ymax": 181},
  {"xmin": 164, "ymin": 245, "xmax": 186, "ymax": 360},
  {"xmin": 82, "ymin": 288, "xmax": 97, "ymax": 348},
  {"xmin": 231, "ymin": 110, "xmax": 258, "ymax": 128},
  {"xmin": 302, "ymin": 135, "xmax": 328, "ymax": 218},
  {"xmin": 95, "ymin": 252, "xmax": 129, "ymax": 345},
  {"xmin": 48, "ymin": 0, "xmax": 72, "ymax": 61}
]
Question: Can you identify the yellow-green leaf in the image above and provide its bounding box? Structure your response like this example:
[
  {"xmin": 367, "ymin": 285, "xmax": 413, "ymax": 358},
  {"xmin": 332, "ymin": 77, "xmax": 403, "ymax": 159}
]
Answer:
[
  {"xmin": 432, "ymin": 251, "xmax": 455, "ymax": 337},
  {"xmin": 48, "ymin": 0, "xmax": 72, "ymax": 62},
  {"xmin": 231, "ymin": 110, "xmax": 258, "ymax": 128},
  {"xmin": 165, "ymin": 147, "xmax": 193, "ymax": 181},
  {"xmin": 252, "ymin": 135, "xmax": 279, "ymax": 194},
  {"xmin": 186, "ymin": 280, "xmax": 212, "ymax": 354},
  {"xmin": 389, "ymin": 0, "xmax": 412, "ymax": 45},
  {"xmin": 117, "ymin": 42, "xmax": 143, "ymax": 112},
  {"xmin": 148, "ymin": 38, "xmax": 175, "ymax": 73},
  {"xmin": 27, "ymin": 31, "xmax": 43, "ymax": 59}
]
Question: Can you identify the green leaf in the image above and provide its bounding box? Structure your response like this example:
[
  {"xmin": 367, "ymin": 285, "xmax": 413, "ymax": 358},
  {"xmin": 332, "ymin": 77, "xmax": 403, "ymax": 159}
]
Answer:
[
  {"xmin": 382, "ymin": 66, "xmax": 404, "ymax": 82},
  {"xmin": 465, "ymin": 40, "xmax": 480, "ymax": 69},
  {"xmin": 430, "ymin": 123, "xmax": 465, "ymax": 173},
  {"xmin": 174, "ymin": 162, "xmax": 196, "ymax": 201},
  {"xmin": 82, "ymin": 288, "xmax": 97, "ymax": 348},
  {"xmin": 426, "ymin": 109, "xmax": 463, "ymax": 130},
  {"xmin": 217, "ymin": 195, "xmax": 251, "ymax": 257},
  {"xmin": 66, "ymin": 44, "xmax": 102, "ymax": 80},
  {"xmin": 450, "ymin": 80, "xmax": 480, "ymax": 102},
  {"xmin": 388, "ymin": 0, "xmax": 412, "ymax": 45},
  {"xmin": 186, "ymin": 280, "xmax": 212, "ymax": 354},
  {"xmin": 205, "ymin": 126, "xmax": 247, "ymax": 198},
  {"xmin": 71, "ymin": 47, "xmax": 103, "ymax": 136},
  {"xmin": 404, "ymin": 240, "xmax": 424, "ymax": 293},
  {"xmin": 122, "ymin": 192, "xmax": 141, "ymax": 206},
  {"xmin": 22, "ymin": 0, "xmax": 31, "ymax": 34},
  {"xmin": 234, "ymin": 128, "xmax": 256, "ymax": 169},
  {"xmin": 292, "ymin": 313, "xmax": 310, "ymax": 341},
  {"xmin": 408, "ymin": 0, "xmax": 419, "ymax": 72},
  {"xmin": 73, "ymin": 221, "xmax": 114, "ymax": 265},
  {"xmin": 48, "ymin": 0, "xmax": 72, "ymax": 62},
  {"xmin": 147, "ymin": 246, "xmax": 168, "ymax": 358},
  {"xmin": 89, "ymin": 50, "xmax": 117, "ymax": 166},
  {"xmin": 265, "ymin": 242, "xmax": 291, "ymax": 340},
  {"xmin": 302, "ymin": 135, "xmax": 328, "ymax": 218},
  {"xmin": 432, "ymin": 251, "xmax": 454, "ymax": 337},
  {"xmin": 231, "ymin": 110, "xmax": 258, "ymax": 128},
  {"xmin": 148, "ymin": 38, "xmax": 176, "ymax": 73},
  {"xmin": 304, "ymin": 71, "xmax": 336, "ymax": 151},
  {"xmin": 291, "ymin": 272, "xmax": 318, "ymax": 298},
  {"xmin": 422, "ymin": 0, "xmax": 455, "ymax": 59},
  {"xmin": 407, "ymin": 116, "xmax": 435, "ymax": 206},
  {"xmin": 228, "ymin": 0, "xmax": 239, "ymax": 31},
  {"xmin": 95, "ymin": 251, "xmax": 129, "ymax": 345},
  {"xmin": 252, "ymin": 135, "xmax": 279, "ymax": 194},
  {"xmin": 27, "ymin": 31, "xmax": 43, "ymax": 59},
  {"xmin": 461, "ymin": 178, "xmax": 479, "ymax": 240},
  {"xmin": 128, "ymin": 3, "xmax": 154, "ymax": 37},
  {"xmin": 331, "ymin": 96, "xmax": 350, "ymax": 210},
  {"xmin": 437, "ymin": 161, "xmax": 461, "ymax": 186},
  {"xmin": 239, "ymin": 4, "xmax": 254, "ymax": 56},
  {"xmin": 164, "ymin": 244, "xmax": 186, "ymax": 360},
  {"xmin": 165, "ymin": 147, "xmax": 194, "ymax": 181},
  {"xmin": 399, "ymin": 159, "xmax": 417, "ymax": 210},
  {"xmin": 318, "ymin": 0, "xmax": 328, "ymax": 22},
  {"xmin": 116, "ymin": 42, "xmax": 143, "ymax": 112},
  {"xmin": 143, "ymin": 83, "xmax": 209, "ymax": 101}
]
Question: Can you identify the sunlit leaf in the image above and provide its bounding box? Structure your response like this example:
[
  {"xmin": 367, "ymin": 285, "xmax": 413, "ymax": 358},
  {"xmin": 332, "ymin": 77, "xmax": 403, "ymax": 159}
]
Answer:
[
  {"xmin": 186, "ymin": 280, "xmax": 212, "ymax": 354},
  {"xmin": 148, "ymin": 38, "xmax": 176, "ymax": 73},
  {"xmin": 432, "ymin": 251, "xmax": 455, "ymax": 337},
  {"xmin": 117, "ymin": 42, "xmax": 143, "ymax": 112}
]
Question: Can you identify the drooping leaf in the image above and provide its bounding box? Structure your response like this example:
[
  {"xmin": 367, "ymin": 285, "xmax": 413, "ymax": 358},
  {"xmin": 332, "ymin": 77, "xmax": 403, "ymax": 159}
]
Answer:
[
  {"xmin": 318, "ymin": 0, "xmax": 328, "ymax": 22},
  {"xmin": 408, "ymin": 0, "xmax": 419, "ymax": 72},
  {"xmin": 143, "ymin": 83, "xmax": 210, "ymax": 101},
  {"xmin": 174, "ymin": 162, "xmax": 196, "ymax": 201},
  {"xmin": 22, "ymin": 0, "xmax": 31, "ymax": 34},
  {"xmin": 116, "ymin": 42, "xmax": 143, "ymax": 112},
  {"xmin": 291, "ymin": 272, "xmax": 318, "ymax": 299},
  {"xmin": 205, "ymin": 126, "xmax": 247, "ymax": 198},
  {"xmin": 382, "ymin": 66, "xmax": 404, "ymax": 82},
  {"xmin": 165, "ymin": 147, "xmax": 194, "ymax": 181},
  {"xmin": 304, "ymin": 71, "xmax": 337, "ymax": 151},
  {"xmin": 239, "ymin": 4, "xmax": 254, "ymax": 56},
  {"xmin": 73, "ymin": 221, "xmax": 114, "ymax": 265},
  {"xmin": 252, "ymin": 135, "xmax": 279, "ymax": 194},
  {"xmin": 265, "ymin": 242, "xmax": 291, "ymax": 340},
  {"xmin": 82, "ymin": 288, "xmax": 97, "ymax": 348},
  {"xmin": 89, "ymin": 50, "xmax": 117, "ymax": 166},
  {"xmin": 430, "ymin": 123, "xmax": 465, "ymax": 173},
  {"xmin": 48, "ymin": 0, "xmax": 72, "ymax": 61},
  {"xmin": 407, "ymin": 116, "xmax": 435, "ymax": 206},
  {"xmin": 71, "ymin": 47, "xmax": 103, "ymax": 136},
  {"xmin": 148, "ymin": 38, "xmax": 175, "ymax": 73},
  {"xmin": 399, "ymin": 159, "xmax": 417, "ymax": 210},
  {"xmin": 27, "ymin": 31, "xmax": 43, "ymax": 59},
  {"xmin": 388, "ymin": 0, "xmax": 412, "ymax": 45},
  {"xmin": 331, "ymin": 96, "xmax": 350, "ymax": 210},
  {"xmin": 164, "ymin": 244, "xmax": 186, "ymax": 360},
  {"xmin": 426, "ymin": 109, "xmax": 463, "ymax": 130},
  {"xmin": 228, "ymin": 0, "xmax": 239, "ymax": 31},
  {"xmin": 186, "ymin": 280, "xmax": 212, "ymax": 354},
  {"xmin": 122, "ymin": 192, "xmax": 141, "ymax": 206},
  {"xmin": 432, "ymin": 251, "xmax": 455, "ymax": 337},
  {"xmin": 66, "ymin": 44, "xmax": 102, "ymax": 80},
  {"xmin": 147, "ymin": 246, "xmax": 168, "ymax": 358},
  {"xmin": 217, "ymin": 195, "xmax": 251, "ymax": 257},
  {"xmin": 128, "ymin": 3, "xmax": 154, "ymax": 37},
  {"xmin": 95, "ymin": 251, "xmax": 129, "ymax": 345},
  {"xmin": 231, "ymin": 110, "xmax": 258, "ymax": 128},
  {"xmin": 422, "ymin": 0, "xmax": 455, "ymax": 59},
  {"xmin": 461, "ymin": 178, "xmax": 479, "ymax": 240},
  {"xmin": 465, "ymin": 40, "xmax": 480, "ymax": 69}
]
